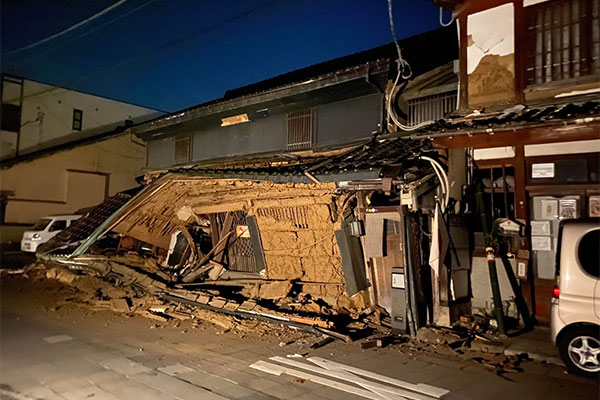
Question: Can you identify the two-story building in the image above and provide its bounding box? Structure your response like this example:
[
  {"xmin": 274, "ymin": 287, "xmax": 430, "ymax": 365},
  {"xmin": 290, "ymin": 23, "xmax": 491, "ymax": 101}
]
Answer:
[
  {"xmin": 0, "ymin": 75, "xmax": 163, "ymax": 243},
  {"xmin": 411, "ymin": 0, "xmax": 600, "ymax": 325}
]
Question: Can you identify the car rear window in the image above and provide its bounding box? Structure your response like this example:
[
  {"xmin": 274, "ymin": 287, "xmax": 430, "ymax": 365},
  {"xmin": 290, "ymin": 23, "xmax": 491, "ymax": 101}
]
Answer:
[{"xmin": 578, "ymin": 228, "xmax": 600, "ymax": 278}]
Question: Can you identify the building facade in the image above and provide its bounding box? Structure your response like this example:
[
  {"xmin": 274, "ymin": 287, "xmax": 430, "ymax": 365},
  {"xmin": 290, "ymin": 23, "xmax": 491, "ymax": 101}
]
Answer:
[
  {"xmin": 0, "ymin": 75, "xmax": 163, "ymax": 242},
  {"xmin": 430, "ymin": 0, "xmax": 600, "ymax": 325}
]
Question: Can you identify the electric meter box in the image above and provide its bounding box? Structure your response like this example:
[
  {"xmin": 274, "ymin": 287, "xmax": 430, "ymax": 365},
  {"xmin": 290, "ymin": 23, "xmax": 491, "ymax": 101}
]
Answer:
[{"xmin": 391, "ymin": 267, "xmax": 407, "ymax": 335}]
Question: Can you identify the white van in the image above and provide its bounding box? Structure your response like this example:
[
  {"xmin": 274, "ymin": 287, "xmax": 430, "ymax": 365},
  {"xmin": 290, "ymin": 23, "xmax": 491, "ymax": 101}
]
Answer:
[
  {"xmin": 551, "ymin": 219, "xmax": 600, "ymax": 378},
  {"xmin": 20, "ymin": 215, "xmax": 81, "ymax": 253}
]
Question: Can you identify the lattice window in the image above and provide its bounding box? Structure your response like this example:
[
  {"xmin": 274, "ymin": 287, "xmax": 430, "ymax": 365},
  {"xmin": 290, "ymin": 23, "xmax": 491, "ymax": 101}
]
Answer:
[
  {"xmin": 287, "ymin": 109, "xmax": 313, "ymax": 150},
  {"xmin": 407, "ymin": 91, "xmax": 456, "ymax": 126},
  {"xmin": 256, "ymin": 206, "xmax": 310, "ymax": 229},
  {"xmin": 215, "ymin": 211, "xmax": 258, "ymax": 273},
  {"xmin": 526, "ymin": 0, "xmax": 600, "ymax": 86},
  {"xmin": 174, "ymin": 134, "xmax": 191, "ymax": 164}
]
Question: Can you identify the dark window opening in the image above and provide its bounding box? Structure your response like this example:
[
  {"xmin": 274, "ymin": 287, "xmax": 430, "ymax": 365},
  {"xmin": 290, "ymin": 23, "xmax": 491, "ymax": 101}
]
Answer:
[
  {"xmin": 287, "ymin": 109, "xmax": 313, "ymax": 150},
  {"xmin": 526, "ymin": 0, "xmax": 600, "ymax": 86},
  {"xmin": 474, "ymin": 164, "xmax": 516, "ymax": 222},
  {"xmin": 72, "ymin": 109, "xmax": 83, "ymax": 131},
  {"xmin": 1, "ymin": 104, "xmax": 21, "ymax": 132},
  {"xmin": 577, "ymin": 228, "xmax": 600, "ymax": 278}
]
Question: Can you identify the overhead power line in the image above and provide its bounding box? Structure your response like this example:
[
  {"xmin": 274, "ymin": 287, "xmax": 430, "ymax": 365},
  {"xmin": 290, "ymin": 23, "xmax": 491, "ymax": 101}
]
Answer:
[
  {"xmin": 70, "ymin": 0, "xmax": 278, "ymax": 86},
  {"xmin": 3, "ymin": 0, "xmax": 131, "ymax": 56},
  {"xmin": 21, "ymin": 0, "xmax": 163, "ymax": 62}
]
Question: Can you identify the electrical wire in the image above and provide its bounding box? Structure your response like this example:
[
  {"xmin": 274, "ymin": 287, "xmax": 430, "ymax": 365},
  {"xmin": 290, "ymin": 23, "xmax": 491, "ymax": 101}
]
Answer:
[
  {"xmin": 385, "ymin": 0, "xmax": 411, "ymax": 79},
  {"xmin": 3, "ymin": 0, "xmax": 131, "ymax": 56},
  {"xmin": 420, "ymin": 156, "xmax": 449, "ymax": 212},
  {"xmin": 20, "ymin": 0, "xmax": 164, "ymax": 63},
  {"xmin": 385, "ymin": 0, "xmax": 434, "ymax": 132},
  {"xmin": 439, "ymin": 6, "xmax": 455, "ymax": 27},
  {"xmin": 55, "ymin": 0, "xmax": 279, "ymax": 89}
]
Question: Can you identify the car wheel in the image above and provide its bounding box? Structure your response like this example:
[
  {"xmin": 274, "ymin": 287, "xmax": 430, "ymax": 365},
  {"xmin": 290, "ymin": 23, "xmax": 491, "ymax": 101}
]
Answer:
[{"xmin": 558, "ymin": 325, "xmax": 600, "ymax": 378}]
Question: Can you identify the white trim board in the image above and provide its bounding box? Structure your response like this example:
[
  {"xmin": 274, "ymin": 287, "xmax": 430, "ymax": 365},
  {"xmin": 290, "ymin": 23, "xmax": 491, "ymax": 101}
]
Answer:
[
  {"xmin": 473, "ymin": 146, "xmax": 515, "ymax": 160},
  {"xmin": 524, "ymin": 0, "xmax": 551, "ymax": 6},
  {"xmin": 524, "ymin": 139, "xmax": 600, "ymax": 157}
]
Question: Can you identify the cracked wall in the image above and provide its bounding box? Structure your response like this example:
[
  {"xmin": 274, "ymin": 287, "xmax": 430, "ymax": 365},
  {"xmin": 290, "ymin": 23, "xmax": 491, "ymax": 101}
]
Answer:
[
  {"xmin": 467, "ymin": 3, "xmax": 516, "ymax": 107},
  {"xmin": 111, "ymin": 176, "xmax": 363, "ymax": 309}
]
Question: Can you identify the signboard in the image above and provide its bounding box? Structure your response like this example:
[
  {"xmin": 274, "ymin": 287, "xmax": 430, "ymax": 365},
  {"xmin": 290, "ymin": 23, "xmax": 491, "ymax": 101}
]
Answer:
[
  {"xmin": 391, "ymin": 272, "xmax": 405, "ymax": 289},
  {"xmin": 531, "ymin": 220, "xmax": 551, "ymax": 236},
  {"xmin": 590, "ymin": 196, "xmax": 600, "ymax": 217},
  {"xmin": 532, "ymin": 163, "xmax": 555, "ymax": 178},
  {"xmin": 559, "ymin": 199, "xmax": 577, "ymax": 219},
  {"xmin": 540, "ymin": 199, "xmax": 558, "ymax": 219},
  {"xmin": 531, "ymin": 236, "xmax": 552, "ymax": 251},
  {"xmin": 235, "ymin": 225, "xmax": 250, "ymax": 238}
]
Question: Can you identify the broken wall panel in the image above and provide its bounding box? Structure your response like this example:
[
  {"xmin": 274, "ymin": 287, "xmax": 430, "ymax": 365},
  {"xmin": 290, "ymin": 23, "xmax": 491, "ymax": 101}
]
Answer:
[{"xmin": 107, "ymin": 176, "xmax": 357, "ymax": 309}]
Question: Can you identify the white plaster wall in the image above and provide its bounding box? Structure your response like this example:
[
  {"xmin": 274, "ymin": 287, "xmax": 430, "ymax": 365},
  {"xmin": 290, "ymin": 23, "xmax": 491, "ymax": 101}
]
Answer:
[
  {"xmin": 471, "ymin": 256, "xmax": 520, "ymax": 319},
  {"xmin": 0, "ymin": 132, "xmax": 145, "ymax": 226},
  {"xmin": 467, "ymin": 4, "xmax": 515, "ymax": 75},
  {"xmin": 524, "ymin": 0, "xmax": 551, "ymax": 6},
  {"xmin": 3, "ymin": 79, "xmax": 159, "ymax": 153}
]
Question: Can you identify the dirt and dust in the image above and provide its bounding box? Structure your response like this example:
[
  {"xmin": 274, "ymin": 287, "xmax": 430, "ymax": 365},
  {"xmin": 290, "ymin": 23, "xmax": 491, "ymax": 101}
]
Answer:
[{"xmin": 2, "ymin": 263, "xmax": 309, "ymax": 343}]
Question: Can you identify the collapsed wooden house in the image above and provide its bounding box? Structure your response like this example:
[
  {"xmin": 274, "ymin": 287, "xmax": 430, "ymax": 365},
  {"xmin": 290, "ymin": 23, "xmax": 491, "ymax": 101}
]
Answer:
[{"xmin": 37, "ymin": 129, "xmax": 442, "ymax": 337}]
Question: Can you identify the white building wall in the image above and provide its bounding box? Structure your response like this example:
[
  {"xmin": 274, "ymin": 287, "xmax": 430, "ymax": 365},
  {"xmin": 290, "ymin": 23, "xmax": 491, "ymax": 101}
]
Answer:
[
  {"xmin": 2, "ymin": 78, "xmax": 159, "ymax": 155},
  {"xmin": 0, "ymin": 132, "xmax": 146, "ymax": 242}
]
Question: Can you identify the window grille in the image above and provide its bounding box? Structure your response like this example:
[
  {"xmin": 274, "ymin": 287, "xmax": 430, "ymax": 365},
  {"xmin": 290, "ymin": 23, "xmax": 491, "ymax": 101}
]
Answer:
[
  {"xmin": 526, "ymin": 0, "xmax": 600, "ymax": 86},
  {"xmin": 174, "ymin": 135, "xmax": 191, "ymax": 164},
  {"xmin": 287, "ymin": 109, "xmax": 313, "ymax": 150},
  {"xmin": 407, "ymin": 91, "xmax": 457, "ymax": 126}
]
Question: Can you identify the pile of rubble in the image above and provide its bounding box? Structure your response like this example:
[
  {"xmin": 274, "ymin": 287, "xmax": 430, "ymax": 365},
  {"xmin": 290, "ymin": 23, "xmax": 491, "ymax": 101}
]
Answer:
[{"xmin": 27, "ymin": 258, "xmax": 387, "ymax": 344}]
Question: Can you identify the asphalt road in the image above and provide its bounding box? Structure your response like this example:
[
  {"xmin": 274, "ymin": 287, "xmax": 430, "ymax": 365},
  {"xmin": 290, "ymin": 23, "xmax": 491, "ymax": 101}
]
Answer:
[{"xmin": 0, "ymin": 273, "xmax": 598, "ymax": 400}]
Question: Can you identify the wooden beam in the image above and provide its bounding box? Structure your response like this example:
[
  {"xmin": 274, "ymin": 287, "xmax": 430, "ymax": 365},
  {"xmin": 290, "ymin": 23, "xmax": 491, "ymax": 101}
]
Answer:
[
  {"xmin": 214, "ymin": 211, "xmax": 234, "ymax": 264},
  {"xmin": 433, "ymin": 123, "xmax": 600, "ymax": 149}
]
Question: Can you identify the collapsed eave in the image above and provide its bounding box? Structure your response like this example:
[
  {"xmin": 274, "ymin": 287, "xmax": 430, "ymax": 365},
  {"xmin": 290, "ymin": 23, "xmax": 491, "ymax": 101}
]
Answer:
[{"xmin": 131, "ymin": 59, "xmax": 391, "ymax": 142}]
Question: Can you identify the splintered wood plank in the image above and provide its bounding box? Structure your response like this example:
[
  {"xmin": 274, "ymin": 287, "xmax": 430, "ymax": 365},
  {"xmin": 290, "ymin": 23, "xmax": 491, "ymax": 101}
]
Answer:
[
  {"xmin": 306, "ymin": 357, "xmax": 449, "ymax": 398},
  {"xmin": 250, "ymin": 361, "xmax": 384, "ymax": 400},
  {"xmin": 214, "ymin": 211, "xmax": 234, "ymax": 264}
]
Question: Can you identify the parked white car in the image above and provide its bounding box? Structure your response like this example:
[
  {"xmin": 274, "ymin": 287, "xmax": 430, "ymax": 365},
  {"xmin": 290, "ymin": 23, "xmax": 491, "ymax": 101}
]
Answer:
[
  {"xmin": 20, "ymin": 215, "xmax": 81, "ymax": 253},
  {"xmin": 551, "ymin": 219, "xmax": 600, "ymax": 378}
]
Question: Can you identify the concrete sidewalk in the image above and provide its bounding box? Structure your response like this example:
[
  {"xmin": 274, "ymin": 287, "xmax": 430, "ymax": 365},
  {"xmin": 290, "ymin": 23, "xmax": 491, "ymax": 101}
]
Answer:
[
  {"xmin": 1, "ymin": 274, "xmax": 597, "ymax": 400},
  {"xmin": 503, "ymin": 327, "xmax": 563, "ymax": 366}
]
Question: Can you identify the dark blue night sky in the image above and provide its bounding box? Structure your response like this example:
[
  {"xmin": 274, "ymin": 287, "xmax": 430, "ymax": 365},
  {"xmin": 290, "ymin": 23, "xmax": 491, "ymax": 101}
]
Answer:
[{"xmin": 1, "ymin": 1, "xmax": 440, "ymax": 112}]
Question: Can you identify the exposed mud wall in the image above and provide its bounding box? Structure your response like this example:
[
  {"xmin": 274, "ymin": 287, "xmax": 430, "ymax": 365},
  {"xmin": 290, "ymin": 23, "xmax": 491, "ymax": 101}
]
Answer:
[
  {"xmin": 111, "ymin": 176, "xmax": 364, "ymax": 309},
  {"xmin": 467, "ymin": 3, "xmax": 516, "ymax": 108}
]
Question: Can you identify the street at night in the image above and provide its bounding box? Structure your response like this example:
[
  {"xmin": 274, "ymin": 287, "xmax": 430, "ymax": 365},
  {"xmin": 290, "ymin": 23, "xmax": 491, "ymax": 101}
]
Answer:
[{"xmin": 1, "ymin": 1, "xmax": 600, "ymax": 399}]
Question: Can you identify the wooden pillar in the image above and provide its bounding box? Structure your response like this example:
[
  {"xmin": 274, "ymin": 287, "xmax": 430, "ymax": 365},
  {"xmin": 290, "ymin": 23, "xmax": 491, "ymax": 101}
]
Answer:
[{"xmin": 514, "ymin": 145, "xmax": 527, "ymax": 220}]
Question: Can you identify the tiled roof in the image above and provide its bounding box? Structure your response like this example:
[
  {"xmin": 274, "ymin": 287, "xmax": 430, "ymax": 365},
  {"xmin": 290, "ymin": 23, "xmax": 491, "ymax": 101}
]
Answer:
[
  {"xmin": 37, "ymin": 189, "xmax": 140, "ymax": 256},
  {"xmin": 406, "ymin": 95, "xmax": 600, "ymax": 138},
  {"xmin": 170, "ymin": 136, "xmax": 432, "ymax": 182}
]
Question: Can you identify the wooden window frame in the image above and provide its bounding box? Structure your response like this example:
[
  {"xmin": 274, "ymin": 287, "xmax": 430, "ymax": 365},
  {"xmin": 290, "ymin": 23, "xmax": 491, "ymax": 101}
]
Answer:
[
  {"xmin": 72, "ymin": 109, "xmax": 83, "ymax": 131},
  {"xmin": 287, "ymin": 109, "xmax": 314, "ymax": 151},
  {"xmin": 174, "ymin": 134, "xmax": 191, "ymax": 165},
  {"xmin": 524, "ymin": 0, "xmax": 599, "ymax": 88}
]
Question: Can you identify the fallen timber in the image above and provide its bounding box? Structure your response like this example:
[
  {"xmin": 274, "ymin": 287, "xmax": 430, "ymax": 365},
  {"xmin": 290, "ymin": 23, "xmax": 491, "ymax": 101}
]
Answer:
[{"xmin": 52, "ymin": 257, "xmax": 365, "ymax": 342}]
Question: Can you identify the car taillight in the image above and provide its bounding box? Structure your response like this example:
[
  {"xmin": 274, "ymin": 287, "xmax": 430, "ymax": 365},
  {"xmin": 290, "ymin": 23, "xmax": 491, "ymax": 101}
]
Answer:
[{"xmin": 552, "ymin": 285, "xmax": 560, "ymax": 299}]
